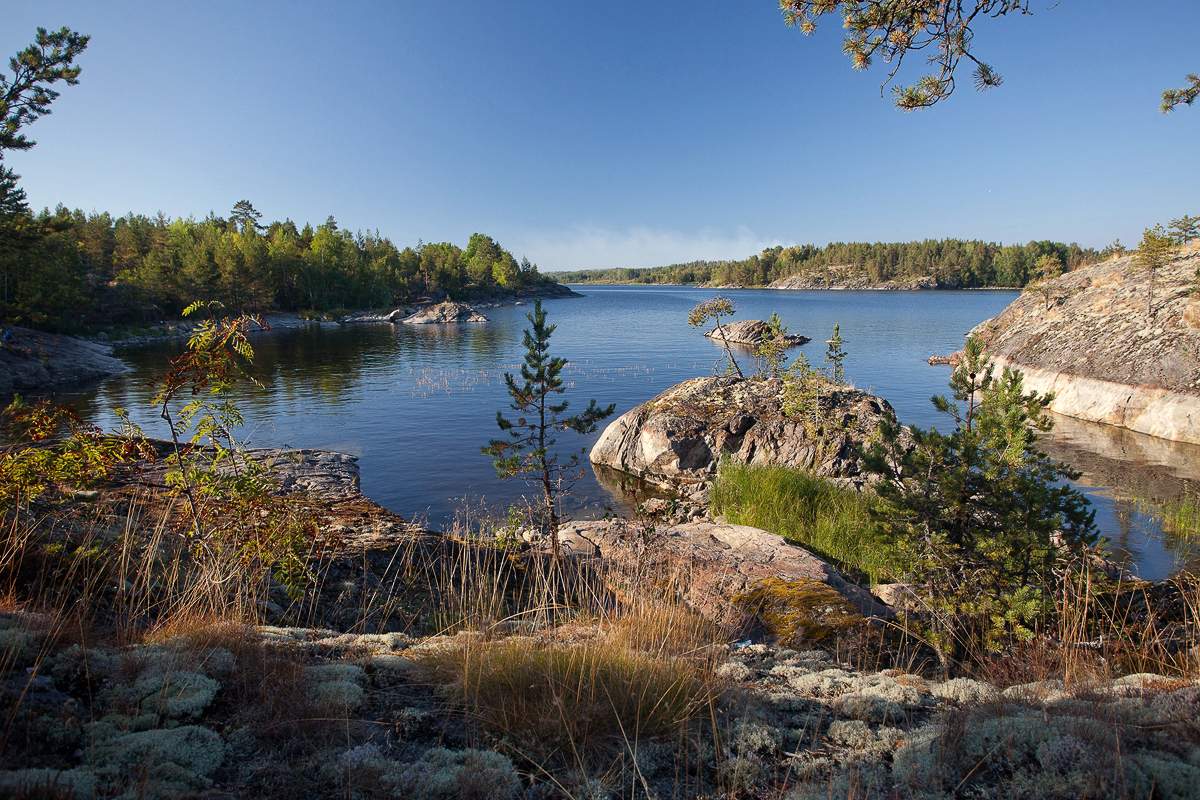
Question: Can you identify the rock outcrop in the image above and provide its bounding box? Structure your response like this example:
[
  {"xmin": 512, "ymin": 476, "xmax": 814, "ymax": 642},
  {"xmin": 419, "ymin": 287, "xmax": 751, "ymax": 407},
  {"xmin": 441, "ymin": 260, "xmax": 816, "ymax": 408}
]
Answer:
[
  {"xmin": 340, "ymin": 307, "xmax": 413, "ymax": 324},
  {"xmin": 0, "ymin": 326, "xmax": 129, "ymax": 395},
  {"xmin": 589, "ymin": 376, "xmax": 899, "ymax": 502},
  {"xmin": 128, "ymin": 445, "xmax": 363, "ymax": 503},
  {"xmin": 557, "ymin": 519, "xmax": 890, "ymax": 634},
  {"xmin": 705, "ymin": 320, "xmax": 810, "ymax": 348},
  {"xmin": 769, "ymin": 267, "xmax": 938, "ymax": 291},
  {"xmin": 972, "ymin": 247, "xmax": 1200, "ymax": 445},
  {"xmin": 400, "ymin": 301, "xmax": 488, "ymax": 325}
]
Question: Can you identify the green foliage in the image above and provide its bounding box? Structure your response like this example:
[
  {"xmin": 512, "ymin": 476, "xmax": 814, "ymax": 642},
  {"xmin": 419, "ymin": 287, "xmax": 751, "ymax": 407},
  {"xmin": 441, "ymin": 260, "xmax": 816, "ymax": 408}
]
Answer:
[
  {"xmin": 1168, "ymin": 213, "xmax": 1199, "ymax": 244},
  {"xmin": 753, "ymin": 313, "xmax": 790, "ymax": 378},
  {"xmin": 781, "ymin": 352, "xmax": 824, "ymax": 433},
  {"xmin": 862, "ymin": 336, "xmax": 1098, "ymax": 662},
  {"xmin": 555, "ymin": 238, "xmax": 1099, "ymax": 290},
  {"xmin": 710, "ymin": 462, "xmax": 905, "ymax": 584},
  {"xmin": 1, "ymin": 26, "xmax": 90, "ymax": 155},
  {"xmin": 152, "ymin": 301, "xmax": 314, "ymax": 595},
  {"xmin": 688, "ymin": 296, "xmax": 744, "ymax": 378},
  {"xmin": 1161, "ymin": 73, "xmax": 1200, "ymax": 112},
  {"xmin": 483, "ymin": 300, "xmax": 615, "ymax": 540},
  {"xmin": 1028, "ymin": 252, "xmax": 1066, "ymax": 309},
  {"xmin": 1135, "ymin": 224, "xmax": 1176, "ymax": 318},
  {"xmin": 779, "ymin": 1, "xmax": 1028, "ymax": 109},
  {"xmin": 824, "ymin": 323, "xmax": 847, "ymax": 384},
  {"xmin": 1, "ymin": 204, "xmax": 550, "ymax": 331},
  {"xmin": 0, "ymin": 397, "xmax": 150, "ymax": 513}
]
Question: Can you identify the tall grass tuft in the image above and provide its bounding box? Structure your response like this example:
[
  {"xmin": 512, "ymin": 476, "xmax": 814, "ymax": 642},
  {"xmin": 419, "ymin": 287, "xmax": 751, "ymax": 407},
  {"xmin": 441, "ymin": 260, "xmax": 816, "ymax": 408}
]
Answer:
[{"xmin": 709, "ymin": 461, "xmax": 905, "ymax": 583}]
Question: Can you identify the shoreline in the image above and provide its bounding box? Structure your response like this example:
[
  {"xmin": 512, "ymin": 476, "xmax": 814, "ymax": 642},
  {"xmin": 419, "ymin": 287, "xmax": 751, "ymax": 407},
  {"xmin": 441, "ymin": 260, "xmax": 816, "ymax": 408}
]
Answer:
[{"xmin": 562, "ymin": 281, "xmax": 1023, "ymax": 292}]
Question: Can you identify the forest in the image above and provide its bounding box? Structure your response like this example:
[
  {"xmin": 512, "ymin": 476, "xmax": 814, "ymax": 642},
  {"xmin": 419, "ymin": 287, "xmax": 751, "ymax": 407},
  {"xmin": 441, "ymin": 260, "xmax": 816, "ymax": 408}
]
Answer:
[
  {"xmin": 554, "ymin": 238, "xmax": 1105, "ymax": 288},
  {"xmin": 0, "ymin": 198, "xmax": 551, "ymax": 331}
]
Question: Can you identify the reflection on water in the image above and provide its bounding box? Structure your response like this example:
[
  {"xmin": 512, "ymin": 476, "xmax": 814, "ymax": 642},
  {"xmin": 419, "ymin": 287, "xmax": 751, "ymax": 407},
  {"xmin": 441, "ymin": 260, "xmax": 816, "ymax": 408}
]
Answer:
[
  {"xmin": 1039, "ymin": 414, "xmax": 1200, "ymax": 577},
  {"xmin": 47, "ymin": 285, "xmax": 1196, "ymax": 579}
]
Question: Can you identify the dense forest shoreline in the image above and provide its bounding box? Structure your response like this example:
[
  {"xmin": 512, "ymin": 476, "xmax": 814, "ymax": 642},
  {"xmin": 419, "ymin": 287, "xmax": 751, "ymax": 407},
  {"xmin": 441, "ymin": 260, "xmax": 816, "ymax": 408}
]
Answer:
[
  {"xmin": 552, "ymin": 238, "xmax": 1106, "ymax": 289},
  {"xmin": 0, "ymin": 199, "xmax": 570, "ymax": 333}
]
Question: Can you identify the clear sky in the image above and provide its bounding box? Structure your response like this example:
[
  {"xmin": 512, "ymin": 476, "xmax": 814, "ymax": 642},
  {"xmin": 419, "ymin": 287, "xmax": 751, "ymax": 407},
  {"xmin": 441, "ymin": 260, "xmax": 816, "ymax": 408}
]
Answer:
[{"xmin": 6, "ymin": 1, "xmax": 1198, "ymax": 268}]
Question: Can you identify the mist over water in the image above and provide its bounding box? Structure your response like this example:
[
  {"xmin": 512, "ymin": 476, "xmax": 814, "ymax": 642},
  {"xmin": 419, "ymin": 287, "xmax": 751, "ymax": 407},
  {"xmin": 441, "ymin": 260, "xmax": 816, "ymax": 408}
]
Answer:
[{"xmin": 61, "ymin": 286, "xmax": 1200, "ymax": 579}]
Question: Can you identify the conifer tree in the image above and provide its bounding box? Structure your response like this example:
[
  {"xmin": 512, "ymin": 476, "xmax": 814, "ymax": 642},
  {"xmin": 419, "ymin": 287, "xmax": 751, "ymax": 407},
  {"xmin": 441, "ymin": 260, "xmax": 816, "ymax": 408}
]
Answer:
[
  {"xmin": 1, "ymin": 27, "xmax": 90, "ymax": 156},
  {"xmin": 484, "ymin": 300, "xmax": 614, "ymax": 548},
  {"xmin": 863, "ymin": 336, "xmax": 1097, "ymax": 663},
  {"xmin": 1135, "ymin": 225, "xmax": 1176, "ymax": 319},
  {"xmin": 824, "ymin": 323, "xmax": 847, "ymax": 384},
  {"xmin": 688, "ymin": 297, "xmax": 744, "ymax": 378}
]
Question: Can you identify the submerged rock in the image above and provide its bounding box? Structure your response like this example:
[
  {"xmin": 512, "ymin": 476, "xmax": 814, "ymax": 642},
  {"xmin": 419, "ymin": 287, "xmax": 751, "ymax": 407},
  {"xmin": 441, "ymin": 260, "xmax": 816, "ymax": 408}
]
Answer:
[
  {"xmin": 589, "ymin": 375, "xmax": 899, "ymax": 502},
  {"xmin": 401, "ymin": 301, "xmax": 488, "ymax": 324},
  {"xmin": 705, "ymin": 319, "xmax": 810, "ymax": 347},
  {"xmin": 973, "ymin": 246, "xmax": 1200, "ymax": 445},
  {"xmin": 0, "ymin": 326, "xmax": 129, "ymax": 395}
]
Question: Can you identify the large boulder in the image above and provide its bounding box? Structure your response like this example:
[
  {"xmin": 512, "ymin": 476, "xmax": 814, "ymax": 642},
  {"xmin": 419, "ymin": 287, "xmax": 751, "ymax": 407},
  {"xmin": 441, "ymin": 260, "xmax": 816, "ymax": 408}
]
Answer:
[
  {"xmin": 972, "ymin": 247, "xmax": 1200, "ymax": 444},
  {"xmin": 401, "ymin": 301, "xmax": 488, "ymax": 325},
  {"xmin": 589, "ymin": 376, "xmax": 899, "ymax": 502},
  {"xmin": 0, "ymin": 326, "xmax": 129, "ymax": 396},
  {"xmin": 705, "ymin": 320, "xmax": 809, "ymax": 347},
  {"xmin": 557, "ymin": 519, "xmax": 890, "ymax": 638}
]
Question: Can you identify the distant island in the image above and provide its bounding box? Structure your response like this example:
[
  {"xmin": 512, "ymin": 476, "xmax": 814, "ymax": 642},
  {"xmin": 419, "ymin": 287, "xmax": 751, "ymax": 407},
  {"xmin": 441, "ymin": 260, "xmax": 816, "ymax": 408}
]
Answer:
[{"xmin": 551, "ymin": 238, "xmax": 1104, "ymax": 290}]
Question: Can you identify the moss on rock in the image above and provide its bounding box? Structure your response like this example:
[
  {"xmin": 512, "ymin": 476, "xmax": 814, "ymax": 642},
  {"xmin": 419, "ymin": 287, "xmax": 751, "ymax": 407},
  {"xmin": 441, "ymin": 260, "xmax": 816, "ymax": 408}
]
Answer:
[{"xmin": 734, "ymin": 577, "xmax": 862, "ymax": 645}]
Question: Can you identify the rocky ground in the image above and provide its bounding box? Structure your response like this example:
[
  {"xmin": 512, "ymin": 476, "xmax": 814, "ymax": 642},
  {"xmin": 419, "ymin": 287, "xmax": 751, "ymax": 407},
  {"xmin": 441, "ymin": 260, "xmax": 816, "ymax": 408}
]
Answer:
[
  {"xmin": 4, "ymin": 615, "xmax": 1197, "ymax": 799},
  {"xmin": 2, "ymin": 445, "xmax": 1198, "ymax": 798},
  {"xmin": 0, "ymin": 326, "xmax": 130, "ymax": 396}
]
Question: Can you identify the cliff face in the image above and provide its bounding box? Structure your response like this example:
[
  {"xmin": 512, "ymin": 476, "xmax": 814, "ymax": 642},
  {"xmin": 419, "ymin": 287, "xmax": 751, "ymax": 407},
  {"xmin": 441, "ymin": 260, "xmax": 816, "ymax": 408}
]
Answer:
[{"xmin": 972, "ymin": 247, "xmax": 1200, "ymax": 444}]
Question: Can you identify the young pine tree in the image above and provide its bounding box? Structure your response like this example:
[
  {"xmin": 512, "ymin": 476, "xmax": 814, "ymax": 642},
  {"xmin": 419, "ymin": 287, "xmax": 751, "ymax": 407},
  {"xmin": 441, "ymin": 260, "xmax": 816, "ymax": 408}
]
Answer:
[
  {"xmin": 863, "ymin": 336, "xmax": 1097, "ymax": 664},
  {"xmin": 824, "ymin": 323, "xmax": 847, "ymax": 384},
  {"xmin": 484, "ymin": 300, "xmax": 615, "ymax": 548},
  {"xmin": 688, "ymin": 297, "xmax": 744, "ymax": 378},
  {"xmin": 754, "ymin": 312, "xmax": 790, "ymax": 378},
  {"xmin": 1135, "ymin": 225, "xmax": 1176, "ymax": 319}
]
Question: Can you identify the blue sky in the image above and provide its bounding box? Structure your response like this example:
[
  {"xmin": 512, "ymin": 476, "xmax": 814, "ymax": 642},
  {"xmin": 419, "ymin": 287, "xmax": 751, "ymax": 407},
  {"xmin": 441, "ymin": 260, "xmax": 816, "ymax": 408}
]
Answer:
[{"xmin": 6, "ymin": 1, "xmax": 1198, "ymax": 268}]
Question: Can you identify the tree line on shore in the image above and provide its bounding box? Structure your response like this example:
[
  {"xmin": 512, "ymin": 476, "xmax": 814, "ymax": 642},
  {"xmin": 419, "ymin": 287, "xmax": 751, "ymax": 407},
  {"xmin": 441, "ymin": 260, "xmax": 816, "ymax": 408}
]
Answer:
[
  {"xmin": 554, "ymin": 238, "xmax": 1104, "ymax": 288},
  {"xmin": 0, "ymin": 200, "xmax": 551, "ymax": 331}
]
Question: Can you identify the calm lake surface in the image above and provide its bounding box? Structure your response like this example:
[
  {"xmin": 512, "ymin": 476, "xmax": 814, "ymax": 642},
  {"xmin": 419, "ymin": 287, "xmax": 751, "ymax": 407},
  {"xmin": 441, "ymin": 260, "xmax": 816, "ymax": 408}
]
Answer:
[{"xmin": 62, "ymin": 285, "xmax": 1200, "ymax": 579}]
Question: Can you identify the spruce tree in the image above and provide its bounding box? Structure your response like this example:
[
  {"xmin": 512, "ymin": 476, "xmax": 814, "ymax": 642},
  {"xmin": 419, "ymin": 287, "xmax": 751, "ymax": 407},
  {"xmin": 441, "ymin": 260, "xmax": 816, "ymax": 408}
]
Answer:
[{"xmin": 484, "ymin": 300, "xmax": 614, "ymax": 548}]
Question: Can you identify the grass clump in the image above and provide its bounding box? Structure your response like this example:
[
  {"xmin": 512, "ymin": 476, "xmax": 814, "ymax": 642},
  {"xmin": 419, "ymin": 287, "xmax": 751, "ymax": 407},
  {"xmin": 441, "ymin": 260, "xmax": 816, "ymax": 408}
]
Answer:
[
  {"xmin": 416, "ymin": 605, "xmax": 725, "ymax": 776},
  {"xmin": 709, "ymin": 462, "xmax": 904, "ymax": 583}
]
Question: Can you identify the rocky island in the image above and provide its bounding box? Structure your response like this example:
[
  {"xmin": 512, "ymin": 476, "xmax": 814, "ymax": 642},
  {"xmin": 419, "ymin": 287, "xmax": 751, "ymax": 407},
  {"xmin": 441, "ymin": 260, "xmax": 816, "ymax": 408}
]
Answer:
[
  {"xmin": 705, "ymin": 319, "xmax": 810, "ymax": 347},
  {"xmin": 589, "ymin": 375, "xmax": 898, "ymax": 503},
  {"xmin": 972, "ymin": 247, "xmax": 1200, "ymax": 445}
]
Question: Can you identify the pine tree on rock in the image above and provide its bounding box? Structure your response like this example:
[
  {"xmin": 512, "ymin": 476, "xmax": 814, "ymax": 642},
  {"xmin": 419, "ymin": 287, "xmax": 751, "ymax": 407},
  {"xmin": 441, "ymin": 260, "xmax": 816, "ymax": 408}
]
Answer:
[{"xmin": 484, "ymin": 300, "xmax": 615, "ymax": 549}]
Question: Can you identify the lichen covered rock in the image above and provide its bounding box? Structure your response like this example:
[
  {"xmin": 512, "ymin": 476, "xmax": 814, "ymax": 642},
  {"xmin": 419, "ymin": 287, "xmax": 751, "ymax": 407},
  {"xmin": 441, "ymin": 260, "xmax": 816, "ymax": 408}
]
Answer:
[{"xmin": 589, "ymin": 376, "xmax": 899, "ymax": 502}]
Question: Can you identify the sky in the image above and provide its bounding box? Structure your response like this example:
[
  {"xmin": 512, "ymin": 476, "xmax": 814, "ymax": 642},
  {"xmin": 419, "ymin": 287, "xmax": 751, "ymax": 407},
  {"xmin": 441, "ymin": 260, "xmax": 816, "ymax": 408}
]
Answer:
[{"xmin": 5, "ymin": 1, "xmax": 1199, "ymax": 269}]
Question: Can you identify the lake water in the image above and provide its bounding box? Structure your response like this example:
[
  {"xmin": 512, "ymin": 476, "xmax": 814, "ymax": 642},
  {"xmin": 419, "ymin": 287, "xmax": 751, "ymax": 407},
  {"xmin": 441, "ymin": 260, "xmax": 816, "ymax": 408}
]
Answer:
[{"xmin": 60, "ymin": 285, "xmax": 1200, "ymax": 579}]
